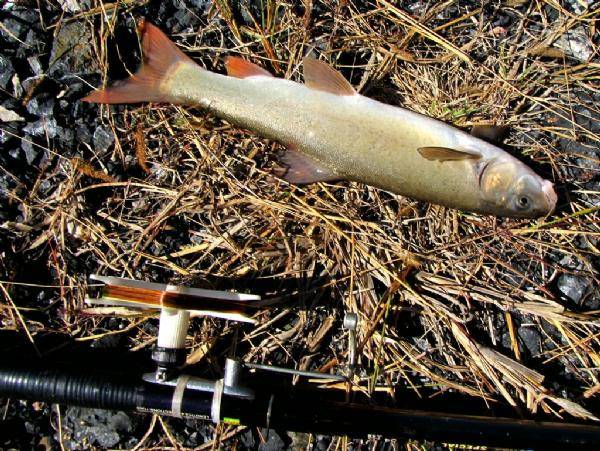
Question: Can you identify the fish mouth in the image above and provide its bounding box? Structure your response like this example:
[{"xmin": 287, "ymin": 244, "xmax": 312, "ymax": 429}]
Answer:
[{"xmin": 542, "ymin": 180, "xmax": 557, "ymax": 214}]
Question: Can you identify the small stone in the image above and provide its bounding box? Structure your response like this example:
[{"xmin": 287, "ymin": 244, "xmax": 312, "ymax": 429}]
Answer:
[
  {"xmin": 48, "ymin": 21, "xmax": 97, "ymax": 78},
  {"xmin": 0, "ymin": 124, "xmax": 18, "ymax": 144},
  {"xmin": 23, "ymin": 117, "xmax": 58, "ymax": 138},
  {"xmin": 61, "ymin": 407, "xmax": 133, "ymax": 449},
  {"xmin": 22, "ymin": 140, "xmax": 37, "ymax": 165},
  {"xmin": 12, "ymin": 74, "xmax": 23, "ymax": 98},
  {"xmin": 22, "ymin": 75, "xmax": 45, "ymax": 96},
  {"xmin": 93, "ymin": 126, "xmax": 114, "ymax": 152},
  {"xmin": 26, "ymin": 97, "xmax": 55, "ymax": 117},
  {"xmin": 57, "ymin": 126, "xmax": 74, "ymax": 147},
  {"xmin": 190, "ymin": 0, "xmax": 211, "ymax": 10},
  {"xmin": 258, "ymin": 429, "xmax": 287, "ymax": 451},
  {"xmin": 17, "ymin": 29, "xmax": 42, "ymax": 59},
  {"xmin": 557, "ymin": 274, "xmax": 592, "ymax": 304},
  {"xmin": 566, "ymin": 0, "xmax": 591, "ymax": 15},
  {"xmin": 27, "ymin": 56, "xmax": 43, "ymax": 75},
  {"xmin": 57, "ymin": 0, "xmax": 90, "ymax": 13},
  {"xmin": 518, "ymin": 327, "xmax": 541, "ymax": 356},
  {"xmin": 0, "ymin": 105, "xmax": 24, "ymax": 122},
  {"xmin": 76, "ymin": 122, "xmax": 92, "ymax": 143},
  {"xmin": 554, "ymin": 27, "xmax": 594, "ymax": 62},
  {"xmin": 0, "ymin": 8, "xmax": 38, "ymax": 41},
  {"xmin": 0, "ymin": 55, "xmax": 14, "ymax": 89}
]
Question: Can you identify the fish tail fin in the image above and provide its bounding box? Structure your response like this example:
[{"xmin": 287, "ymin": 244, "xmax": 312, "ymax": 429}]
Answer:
[{"xmin": 83, "ymin": 20, "xmax": 196, "ymax": 104}]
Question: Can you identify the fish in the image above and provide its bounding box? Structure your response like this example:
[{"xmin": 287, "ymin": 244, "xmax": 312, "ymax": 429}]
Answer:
[{"xmin": 83, "ymin": 21, "xmax": 557, "ymax": 219}]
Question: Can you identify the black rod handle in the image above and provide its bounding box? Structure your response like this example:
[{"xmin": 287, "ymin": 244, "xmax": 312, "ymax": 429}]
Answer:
[{"xmin": 0, "ymin": 367, "xmax": 142, "ymax": 410}]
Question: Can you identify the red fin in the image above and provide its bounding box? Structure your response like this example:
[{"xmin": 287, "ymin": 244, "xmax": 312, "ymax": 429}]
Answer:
[
  {"xmin": 224, "ymin": 56, "xmax": 273, "ymax": 78},
  {"xmin": 277, "ymin": 148, "xmax": 340, "ymax": 184},
  {"xmin": 303, "ymin": 57, "xmax": 355, "ymax": 96},
  {"xmin": 82, "ymin": 21, "xmax": 196, "ymax": 104}
]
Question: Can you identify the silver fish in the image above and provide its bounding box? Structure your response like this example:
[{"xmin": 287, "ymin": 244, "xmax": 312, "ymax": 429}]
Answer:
[{"xmin": 84, "ymin": 21, "xmax": 557, "ymax": 218}]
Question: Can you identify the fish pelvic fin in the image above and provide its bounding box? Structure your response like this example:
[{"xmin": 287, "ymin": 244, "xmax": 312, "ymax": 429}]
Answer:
[
  {"xmin": 275, "ymin": 148, "xmax": 340, "ymax": 184},
  {"xmin": 82, "ymin": 20, "xmax": 196, "ymax": 104},
  {"xmin": 303, "ymin": 57, "xmax": 356, "ymax": 96},
  {"xmin": 225, "ymin": 56, "xmax": 273, "ymax": 78}
]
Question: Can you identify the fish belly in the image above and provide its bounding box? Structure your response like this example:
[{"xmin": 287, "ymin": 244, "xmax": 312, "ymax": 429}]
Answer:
[{"xmin": 166, "ymin": 63, "xmax": 483, "ymax": 212}]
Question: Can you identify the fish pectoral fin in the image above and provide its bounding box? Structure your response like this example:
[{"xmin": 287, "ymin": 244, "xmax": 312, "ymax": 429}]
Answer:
[
  {"xmin": 303, "ymin": 57, "xmax": 356, "ymax": 96},
  {"xmin": 470, "ymin": 125, "xmax": 509, "ymax": 144},
  {"xmin": 417, "ymin": 147, "xmax": 482, "ymax": 162},
  {"xmin": 225, "ymin": 56, "xmax": 274, "ymax": 78},
  {"xmin": 276, "ymin": 148, "xmax": 340, "ymax": 184}
]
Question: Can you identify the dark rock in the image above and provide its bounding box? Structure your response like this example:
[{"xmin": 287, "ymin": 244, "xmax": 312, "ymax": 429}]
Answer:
[
  {"xmin": 23, "ymin": 117, "xmax": 58, "ymax": 138},
  {"xmin": 27, "ymin": 55, "xmax": 43, "ymax": 75},
  {"xmin": 56, "ymin": 126, "xmax": 74, "ymax": 147},
  {"xmin": 0, "ymin": 55, "xmax": 14, "ymax": 89},
  {"xmin": 21, "ymin": 140, "xmax": 38, "ymax": 165},
  {"xmin": 26, "ymin": 96, "xmax": 55, "ymax": 117},
  {"xmin": 0, "ymin": 8, "xmax": 39, "ymax": 41},
  {"xmin": 76, "ymin": 121, "xmax": 93, "ymax": 143},
  {"xmin": 518, "ymin": 327, "xmax": 541, "ymax": 356},
  {"xmin": 0, "ymin": 124, "xmax": 18, "ymax": 144},
  {"xmin": 190, "ymin": 0, "xmax": 211, "ymax": 11},
  {"xmin": 60, "ymin": 407, "xmax": 133, "ymax": 450},
  {"xmin": 93, "ymin": 126, "xmax": 115, "ymax": 152},
  {"xmin": 557, "ymin": 274, "xmax": 592, "ymax": 304},
  {"xmin": 48, "ymin": 22, "xmax": 97, "ymax": 79},
  {"xmin": 258, "ymin": 429, "xmax": 287, "ymax": 450},
  {"xmin": 17, "ymin": 29, "xmax": 43, "ymax": 59},
  {"xmin": 315, "ymin": 434, "xmax": 332, "ymax": 450}
]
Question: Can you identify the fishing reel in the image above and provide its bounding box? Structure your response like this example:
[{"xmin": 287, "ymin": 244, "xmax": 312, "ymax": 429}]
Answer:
[
  {"xmin": 86, "ymin": 275, "xmax": 359, "ymax": 424},
  {"xmin": 1, "ymin": 275, "xmax": 599, "ymax": 447}
]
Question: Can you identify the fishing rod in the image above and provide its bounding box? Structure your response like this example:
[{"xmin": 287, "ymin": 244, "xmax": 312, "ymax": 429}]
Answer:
[{"xmin": 1, "ymin": 275, "xmax": 599, "ymax": 448}]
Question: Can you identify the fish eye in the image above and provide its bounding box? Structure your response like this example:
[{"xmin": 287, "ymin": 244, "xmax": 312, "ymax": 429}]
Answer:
[{"xmin": 516, "ymin": 195, "xmax": 531, "ymax": 210}]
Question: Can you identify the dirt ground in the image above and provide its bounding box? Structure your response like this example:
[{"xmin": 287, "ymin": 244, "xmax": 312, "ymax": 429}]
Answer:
[{"xmin": 0, "ymin": 0, "xmax": 598, "ymax": 449}]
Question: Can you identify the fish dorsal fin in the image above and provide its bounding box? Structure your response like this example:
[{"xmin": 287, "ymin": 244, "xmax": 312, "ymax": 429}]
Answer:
[
  {"xmin": 418, "ymin": 147, "xmax": 481, "ymax": 161},
  {"xmin": 225, "ymin": 56, "xmax": 273, "ymax": 78},
  {"xmin": 276, "ymin": 148, "xmax": 340, "ymax": 184},
  {"xmin": 303, "ymin": 57, "xmax": 356, "ymax": 96},
  {"xmin": 470, "ymin": 125, "xmax": 509, "ymax": 144}
]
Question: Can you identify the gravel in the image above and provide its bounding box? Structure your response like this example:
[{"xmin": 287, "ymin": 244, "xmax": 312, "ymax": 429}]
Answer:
[{"xmin": 60, "ymin": 408, "xmax": 137, "ymax": 450}]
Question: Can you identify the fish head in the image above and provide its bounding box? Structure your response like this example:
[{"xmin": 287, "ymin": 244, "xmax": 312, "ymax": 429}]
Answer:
[{"xmin": 478, "ymin": 157, "xmax": 557, "ymax": 218}]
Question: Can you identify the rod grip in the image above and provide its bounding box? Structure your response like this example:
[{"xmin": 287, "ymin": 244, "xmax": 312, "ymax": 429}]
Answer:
[{"xmin": 0, "ymin": 367, "xmax": 142, "ymax": 410}]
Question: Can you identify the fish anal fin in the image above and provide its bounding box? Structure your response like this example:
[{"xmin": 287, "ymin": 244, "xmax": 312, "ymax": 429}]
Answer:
[
  {"xmin": 303, "ymin": 57, "xmax": 356, "ymax": 96},
  {"xmin": 277, "ymin": 148, "xmax": 340, "ymax": 184},
  {"xmin": 470, "ymin": 125, "xmax": 509, "ymax": 144},
  {"xmin": 418, "ymin": 147, "xmax": 481, "ymax": 162},
  {"xmin": 225, "ymin": 56, "xmax": 273, "ymax": 78},
  {"xmin": 82, "ymin": 20, "xmax": 195, "ymax": 104}
]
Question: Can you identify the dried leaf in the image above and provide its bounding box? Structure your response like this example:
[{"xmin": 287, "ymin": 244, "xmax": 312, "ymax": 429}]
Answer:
[
  {"xmin": 71, "ymin": 157, "xmax": 115, "ymax": 182},
  {"xmin": 135, "ymin": 123, "xmax": 151, "ymax": 174}
]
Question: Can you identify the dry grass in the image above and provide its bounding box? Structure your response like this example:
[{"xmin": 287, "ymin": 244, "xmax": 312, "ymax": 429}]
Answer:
[{"xmin": 2, "ymin": 0, "xmax": 599, "ymax": 448}]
